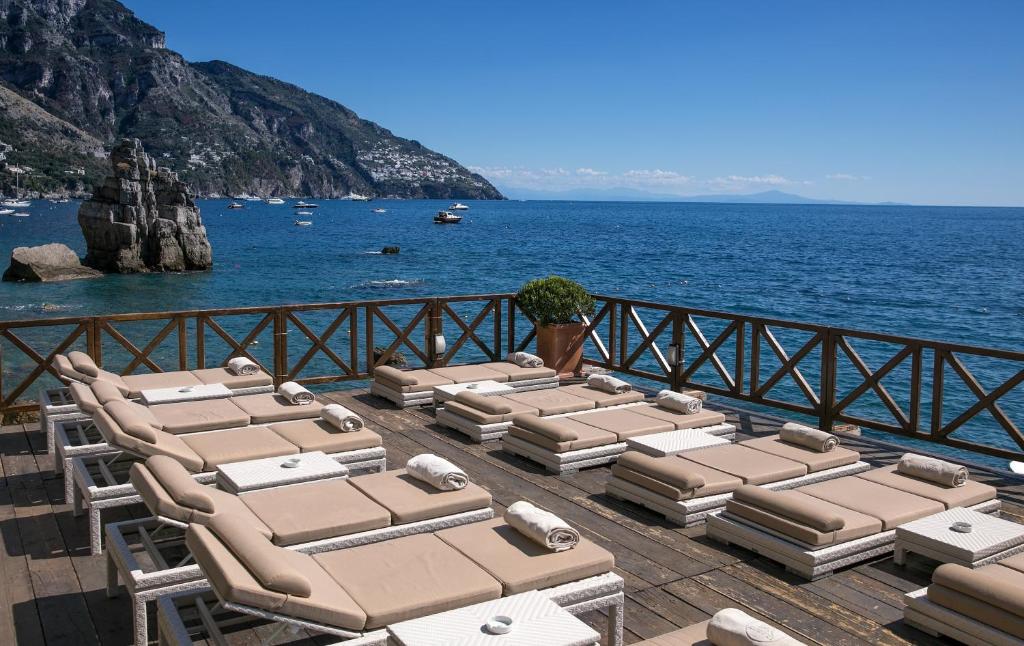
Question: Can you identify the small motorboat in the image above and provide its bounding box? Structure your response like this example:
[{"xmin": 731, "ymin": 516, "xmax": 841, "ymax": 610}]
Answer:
[
  {"xmin": 1, "ymin": 199, "xmax": 30, "ymax": 208},
  {"xmin": 11, "ymin": 212, "xmax": 30, "ymax": 217},
  {"xmin": 294, "ymin": 220, "xmax": 313, "ymax": 226},
  {"xmin": 449, "ymin": 202, "xmax": 470, "ymax": 210},
  {"xmin": 266, "ymin": 197, "xmax": 285, "ymax": 205},
  {"xmin": 0, "ymin": 209, "xmax": 14, "ymax": 216},
  {"xmin": 296, "ymin": 210, "xmax": 313, "ymax": 216},
  {"xmin": 373, "ymin": 208, "xmax": 386, "ymax": 213},
  {"xmin": 433, "ymin": 210, "xmax": 462, "ymax": 224},
  {"xmin": 346, "ymin": 192, "xmax": 371, "ymax": 201},
  {"xmin": 227, "ymin": 202, "xmax": 244, "ymax": 209},
  {"xmin": 294, "ymin": 201, "xmax": 318, "ymax": 208}
]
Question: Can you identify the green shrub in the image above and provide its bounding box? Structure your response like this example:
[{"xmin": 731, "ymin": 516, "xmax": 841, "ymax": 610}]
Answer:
[{"xmin": 516, "ymin": 276, "xmax": 595, "ymax": 326}]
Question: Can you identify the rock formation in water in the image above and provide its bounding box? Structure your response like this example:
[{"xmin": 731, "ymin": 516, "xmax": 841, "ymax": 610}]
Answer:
[
  {"xmin": 78, "ymin": 139, "xmax": 213, "ymax": 273},
  {"xmin": 2, "ymin": 243, "xmax": 101, "ymax": 282}
]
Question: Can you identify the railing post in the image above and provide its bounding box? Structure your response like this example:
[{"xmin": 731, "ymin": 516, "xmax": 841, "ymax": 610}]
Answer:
[
  {"xmin": 819, "ymin": 328, "xmax": 837, "ymax": 432},
  {"xmin": 273, "ymin": 308, "xmax": 288, "ymax": 387},
  {"xmin": 669, "ymin": 312, "xmax": 683, "ymax": 392},
  {"xmin": 428, "ymin": 298, "xmax": 443, "ymax": 368},
  {"xmin": 89, "ymin": 317, "xmax": 103, "ymax": 366}
]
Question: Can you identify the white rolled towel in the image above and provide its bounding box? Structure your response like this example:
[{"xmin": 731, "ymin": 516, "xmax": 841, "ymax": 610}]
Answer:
[
  {"xmin": 587, "ymin": 374, "xmax": 631, "ymax": 394},
  {"xmin": 504, "ymin": 500, "xmax": 580, "ymax": 552},
  {"xmin": 506, "ymin": 351, "xmax": 544, "ymax": 368},
  {"xmin": 406, "ymin": 454, "xmax": 468, "ymax": 491},
  {"xmin": 321, "ymin": 404, "xmax": 363, "ymax": 432},
  {"xmin": 656, "ymin": 389, "xmax": 702, "ymax": 415},
  {"xmin": 707, "ymin": 608, "xmax": 804, "ymax": 646},
  {"xmin": 278, "ymin": 381, "xmax": 315, "ymax": 405},
  {"xmin": 228, "ymin": 357, "xmax": 259, "ymax": 376}
]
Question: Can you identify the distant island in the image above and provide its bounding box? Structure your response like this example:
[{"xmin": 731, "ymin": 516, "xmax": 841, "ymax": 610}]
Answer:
[
  {"xmin": 499, "ymin": 187, "xmax": 907, "ymax": 205},
  {"xmin": 0, "ymin": 0, "xmax": 503, "ymax": 201}
]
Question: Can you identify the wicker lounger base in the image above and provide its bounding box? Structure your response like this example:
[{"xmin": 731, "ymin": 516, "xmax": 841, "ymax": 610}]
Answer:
[
  {"xmin": 605, "ymin": 461, "xmax": 872, "ymax": 527},
  {"xmin": 436, "ymin": 401, "xmax": 651, "ymax": 444},
  {"xmin": 903, "ymin": 588, "xmax": 1024, "ymax": 646},
  {"xmin": 107, "ymin": 508, "xmax": 495, "ymax": 646},
  {"xmin": 71, "ymin": 447, "xmax": 388, "ymax": 556},
  {"xmin": 370, "ymin": 376, "xmax": 559, "ymax": 408},
  {"xmin": 156, "ymin": 571, "xmax": 625, "ymax": 646},
  {"xmin": 56, "ymin": 418, "xmax": 113, "ymax": 503},
  {"xmin": 502, "ymin": 423, "xmax": 737, "ymax": 474},
  {"xmin": 705, "ymin": 499, "xmax": 1001, "ymax": 580}
]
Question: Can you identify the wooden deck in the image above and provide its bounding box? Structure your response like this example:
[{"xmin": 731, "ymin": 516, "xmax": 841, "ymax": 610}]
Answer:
[{"xmin": 2, "ymin": 388, "xmax": 1023, "ymax": 646}]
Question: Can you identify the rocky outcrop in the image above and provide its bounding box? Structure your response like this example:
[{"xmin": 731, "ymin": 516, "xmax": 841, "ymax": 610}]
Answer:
[
  {"xmin": 2, "ymin": 243, "xmax": 101, "ymax": 282},
  {"xmin": 78, "ymin": 139, "xmax": 213, "ymax": 273}
]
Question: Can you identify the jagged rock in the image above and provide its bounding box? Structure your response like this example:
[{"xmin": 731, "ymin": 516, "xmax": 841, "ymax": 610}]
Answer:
[
  {"xmin": 2, "ymin": 243, "xmax": 101, "ymax": 282},
  {"xmin": 381, "ymin": 246, "xmax": 400, "ymax": 254},
  {"xmin": 78, "ymin": 139, "xmax": 213, "ymax": 273}
]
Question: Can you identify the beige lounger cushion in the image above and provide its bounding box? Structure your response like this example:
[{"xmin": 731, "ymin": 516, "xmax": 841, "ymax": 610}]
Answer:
[
  {"xmin": 740, "ymin": 435, "xmax": 860, "ymax": 473},
  {"xmin": 192, "ymin": 366, "xmax": 273, "ymax": 390},
  {"xmin": 96, "ymin": 406, "xmax": 206, "ymax": 471},
  {"xmin": 313, "ymin": 533, "xmax": 502, "ymax": 629},
  {"xmin": 90, "ymin": 379, "xmax": 127, "ymax": 405},
  {"xmin": 503, "ymin": 389, "xmax": 595, "ymax": 416},
  {"xmin": 479, "ymin": 361, "xmax": 557, "ymax": 381},
  {"xmin": 268, "ymin": 419, "xmax": 382, "ymax": 453},
  {"xmin": 453, "ymin": 391, "xmax": 512, "ymax": 415},
  {"xmin": 507, "ymin": 417, "xmax": 618, "ymax": 453},
  {"xmin": 1000, "ymin": 553, "xmax": 1024, "ymax": 575},
  {"xmin": 557, "ymin": 383, "xmax": 645, "ymax": 407},
  {"xmin": 54, "ymin": 354, "xmax": 90, "ymax": 383},
  {"xmin": 437, "ymin": 518, "xmax": 615, "ymax": 594},
  {"xmin": 68, "ymin": 351, "xmax": 99, "ymax": 377},
  {"xmin": 428, "ymin": 364, "xmax": 509, "ymax": 383},
  {"xmin": 630, "ymin": 406, "xmax": 727, "ymax": 429},
  {"xmin": 230, "ymin": 393, "xmax": 324, "ymax": 424},
  {"xmin": 928, "ymin": 563, "xmax": 1024, "ymax": 638},
  {"xmin": 348, "ymin": 469, "xmax": 492, "ymax": 524},
  {"xmin": 443, "ymin": 397, "xmax": 539, "ymax": 425},
  {"xmin": 615, "ymin": 452, "xmax": 743, "ymax": 500},
  {"xmin": 797, "ymin": 477, "xmax": 943, "ymax": 530},
  {"xmin": 375, "ymin": 368, "xmax": 453, "ymax": 393},
  {"xmin": 120, "ymin": 371, "xmax": 204, "ymax": 398},
  {"xmin": 633, "ymin": 621, "xmax": 711, "ymax": 646},
  {"xmin": 69, "ymin": 382, "xmax": 102, "ymax": 414},
  {"xmin": 151, "ymin": 399, "xmax": 251, "ymax": 434},
  {"xmin": 181, "ymin": 427, "xmax": 298, "ymax": 470},
  {"xmin": 684, "ymin": 445, "xmax": 807, "ymax": 485},
  {"xmin": 188, "ymin": 523, "xmax": 367, "ymax": 629},
  {"xmin": 726, "ymin": 488, "xmax": 882, "ymax": 547},
  {"xmin": 855, "ymin": 465, "xmax": 996, "ymax": 509},
  {"xmin": 241, "ymin": 480, "xmax": 391, "ymax": 546},
  {"xmin": 569, "ymin": 408, "xmax": 674, "ymax": 440}
]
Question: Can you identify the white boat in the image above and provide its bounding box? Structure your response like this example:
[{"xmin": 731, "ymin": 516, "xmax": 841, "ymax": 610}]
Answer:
[
  {"xmin": 294, "ymin": 201, "xmax": 318, "ymax": 208},
  {"xmin": 296, "ymin": 210, "xmax": 313, "ymax": 216},
  {"xmin": 294, "ymin": 220, "xmax": 313, "ymax": 226},
  {"xmin": 0, "ymin": 209, "xmax": 13, "ymax": 216},
  {"xmin": 244, "ymin": 196, "xmax": 261, "ymax": 202},
  {"xmin": 345, "ymin": 192, "xmax": 372, "ymax": 201},
  {"xmin": 1, "ymin": 199, "xmax": 30, "ymax": 208},
  {"xmin": 373, "ymin": 208, "xmax": 386, "ymax": 213},
  {"xmin": 11, "ymin": 212, "xmax": 30, "ymax": 217},
  {"xmin": 449, "ymin": 202, "xmax": 469, "ymax": 210},
  {"xmin": 433, "ymin": 210, "xmax": 462, "ymax": 224},
  {"xmin": 266, "ymin": 197, "xmax": 285, "ymax": 205},
  {"xmin": 227, "ymin": 202, "xmax": 244, "ymax": 209}
]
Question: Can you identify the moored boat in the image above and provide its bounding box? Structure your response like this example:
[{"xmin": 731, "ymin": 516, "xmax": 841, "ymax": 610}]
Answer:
[
  {"xmin": 373, "ymin": 208, "xmax": 386, "ymax": 213},
  {"xmin": 294, "ymin": 201, "xmax": 318, "ymax": 208},
  {"xmin": 449, "ymin": 202, "xmax": 470, "ymax": 210},
  {"xmin": 294, "ymin": 219, "xmax": 313, "ymax": 226},
  {"xmin": 227, "ymin": 202, "xmax": 244, "ymax": 209},
  {"xmin": 434, "ymin": 210, "xmax": 463, "ymax": 224},
  {"xmin": 266, "ymin": 197, "xmax": 285, "ymax": 205}
]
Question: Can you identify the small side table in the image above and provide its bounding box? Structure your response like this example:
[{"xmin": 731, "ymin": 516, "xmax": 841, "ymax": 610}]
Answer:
[
  {"xmin": 140, "ymin": 383, "xmax": 232, "ymax": 405},
  {"xmin": 432, "ymin": 380, "xmax": 515, "ymax": 407},
  {"xmin": 626, "ymin": 428, "xmax": 732, "ymax": 457},
  {"xmin": 388, "ymin": 590, "xmax": 599, "ymax": 646},
  {"xmin": 216, "ymin": 451, "xmax": 349, "ymax": 493},
  {"xmin": 894, "ymin": 507, "xmax": 1024, "ymax": 568}
]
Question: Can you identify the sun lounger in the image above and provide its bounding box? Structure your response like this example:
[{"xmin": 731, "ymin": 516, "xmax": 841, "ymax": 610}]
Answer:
[
  {"xmin": 605, "ymin": 432, "xmax": 870, "ymax": 526},
  {"xmin": 502, "ymin": 407, "xmax": 734, "ymax": 474},
  {"xmin": 71, "ymin": 403, "xmax": 387, "ymax": 555},
  {"xmin": 705, "ymin": 456, "xmax": 1000, "ymax": 579},
  {"xmin": 369, "ymin": 361, "xmax": 559, "ymax": 408},
  {"xmin": 162, "ymin": 512, "xmax": 623, "ymax": 644},
  {"xmin": 633, "ymin": 608, "xmax": 807, "ymax": 645},
  {"xmin": 436, "ymin": 383, "xmax": 646, "ymax": 442},
  {"xmin": 106, "ymin": 456, "xmax": 494, "ymax": 646},
  {"xmin": 42, "ymin": 352, "xmax": 274, "ymax": 459},
  {"xmin": 904, "ymin": 555, "xmax": 1024, "ymax": 646}
]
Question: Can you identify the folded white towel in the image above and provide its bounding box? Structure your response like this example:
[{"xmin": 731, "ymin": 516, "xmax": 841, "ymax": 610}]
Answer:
[
  {"xmin": 320, "ymin": 404, "xmax": 363, "ymax": 432},
  {"xmin": 228, "ymin": 357, "xmax": 259, "ymax": 376},
  {"xmin": 587, "ymin": 374, "xmax": 631, "ymax": 394},
  {"xmin": 278, "ymin": 381, "xmax": 315, "ymax": 405},
  {"xmin": 406, "ymin": 454, "xmax": 468, "ymax": 491},
  {"xmin": 898, "ymin": 453, "xmax": 969, "ymax": 487},
  {"xmin": 506, "ymin": 351, "xmax": 544, "ymax": 368},
  {"xmin": 707, "ymin": 608, "xmax": 803, "ymax": 646},
  {"xmin": 656, "ymin": 390, "xmax": 702, "ymax": 415},
  {"xmin": 504, "ymin": 500, "xmax": 580, "ymax": 552}
]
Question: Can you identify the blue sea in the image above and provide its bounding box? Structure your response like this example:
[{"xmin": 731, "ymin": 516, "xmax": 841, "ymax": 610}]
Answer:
[{"xmin": 2, "ymin": 199, "xmax": 1023, "ymax": 465}]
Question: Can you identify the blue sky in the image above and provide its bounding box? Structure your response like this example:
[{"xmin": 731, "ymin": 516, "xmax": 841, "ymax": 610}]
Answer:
[{"xmin": 126, "ymin": 1, "xmax": 1023, "ymax": 205}]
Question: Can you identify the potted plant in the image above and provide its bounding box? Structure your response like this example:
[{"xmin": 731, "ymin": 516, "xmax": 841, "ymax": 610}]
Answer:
[{"xmin": 516, "ymin": 276, "xmax": 595, "ymax": 375}]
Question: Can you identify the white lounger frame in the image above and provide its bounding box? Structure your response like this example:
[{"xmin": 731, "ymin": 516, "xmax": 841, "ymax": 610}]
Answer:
[
  {"xmin": 106, "ymin": 507, "xmax": 495, "ymax": 646},
  {"xmin": 903, "ymin": 587, "xmax": 1024, "ymax": 646},
  {"xmin": 705, "ymin": 499, "xmax": 1001, "ymax": 580},
  {"xmin": 156, "ymin": 571, "xmax": 625, "ymax": 646},
  {"xmin": 70, "ymin": 445, "xmax": 388, "ymax": 556},
  {"xmin": 370, "ymin": 375, "xmax": 559, "ymax": 408},
  {"xmin": 504, "ymin": 423, "xmax": 737, "ymax": 475},
  {"xmin": 437, "ymin": 400, "xmax": 651, "ymax": 444},
  {"xmin": 606, "ymin": 460, "xmax": 872, "ymax": 527}
]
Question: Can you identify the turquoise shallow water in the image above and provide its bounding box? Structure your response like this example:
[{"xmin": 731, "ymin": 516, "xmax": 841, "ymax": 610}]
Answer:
[{"xmin": 1, "ymin": 199, "xmax": 1023, "ymax": 464}]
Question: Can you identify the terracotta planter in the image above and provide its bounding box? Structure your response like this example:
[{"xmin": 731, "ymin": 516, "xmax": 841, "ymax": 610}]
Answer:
[{"xmin": 536, "ymin": 322, "xmax": 585, "ymax": 376}]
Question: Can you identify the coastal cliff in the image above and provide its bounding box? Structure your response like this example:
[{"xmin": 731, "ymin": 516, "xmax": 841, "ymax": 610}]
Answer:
[{"xmin": 0, "ymin": 0, "xmax": 502, "ymax": 200}]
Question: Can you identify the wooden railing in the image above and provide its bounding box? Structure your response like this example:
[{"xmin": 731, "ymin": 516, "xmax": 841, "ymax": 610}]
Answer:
[{"xmin": 2, "ymin": 293, "xmax": 1022, "ymax": 460}]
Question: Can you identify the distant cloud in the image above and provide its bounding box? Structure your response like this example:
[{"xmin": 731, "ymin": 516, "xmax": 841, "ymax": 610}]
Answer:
[
  {"xmin": 575, "ymin": 167, "xmax": 608, "ymax": 176},
  {"xmin": 826, "ymin": 173, "xmax": 868, "ymax": 181}
]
